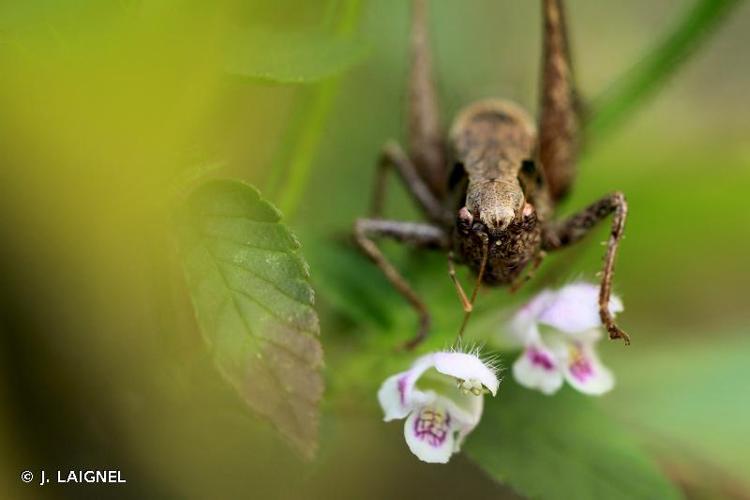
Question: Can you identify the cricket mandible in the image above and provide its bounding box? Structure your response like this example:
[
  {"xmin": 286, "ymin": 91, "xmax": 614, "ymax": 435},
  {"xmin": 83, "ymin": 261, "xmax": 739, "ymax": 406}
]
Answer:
[{"xmin": 354, "ymin": 0, "xmax": 629, "ymax": 349}]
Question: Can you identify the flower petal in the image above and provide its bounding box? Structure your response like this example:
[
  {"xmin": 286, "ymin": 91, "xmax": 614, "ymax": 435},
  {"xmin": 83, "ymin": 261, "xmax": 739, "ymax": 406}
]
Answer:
[
  {"xmin": 412, "ymin": 378, "xmax": 484, "ymax": 449},
  {"xmin": 377, "ymin": 354, "xmax": 435, "ymax": 421},
  {"xmin": 562, "ymin": 342, "xmax": 615, "ymax": 395},
  {"xmin": 403, "ymin": 404, "xmax": 457, "ymax": 463},
  {"xmin": 512, "ymin": 344, "xmax": 564, "ymax": 395},
  {"xmin": 444, "ymin": 394, "xmax": 483, "ymax": 452},
  {"xmin": 537, "ymin": 282, "xmax": 623, "ymax": 334},
  {"xmin": 509, "ymin": 290, "xmax": 555, "ymax": 344},
  {"xmin": 433, "ymin": 351, "xmax": 499, "ymax": 395}
]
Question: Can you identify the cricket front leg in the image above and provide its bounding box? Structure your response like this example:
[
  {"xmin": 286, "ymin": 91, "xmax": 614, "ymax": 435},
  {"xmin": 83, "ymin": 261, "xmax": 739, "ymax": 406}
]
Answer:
[
  {"xmin": 354, "ymin": 218, "xmax": 450, "ymax": 349},
  {"xmin": 370, "ymin": 141, "xmax": 451, "ymax": 225},
  {"xmin": 542, "ymin": 192, "xmax": 630, "ymax": 343}
]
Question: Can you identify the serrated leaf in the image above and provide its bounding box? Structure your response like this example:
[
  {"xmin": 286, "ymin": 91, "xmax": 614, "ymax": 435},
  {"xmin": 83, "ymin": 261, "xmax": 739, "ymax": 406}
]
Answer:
[
  {"xmin": 177, "ymin": 179, "xmax": 323, "ymax": 459},
  {"xmin": 225, "ymin": 26, "xmax": 368, "ymax": 83},
  {"xmin": 464, "ymin": 379, "xmax": 681, "ymax": 500}
]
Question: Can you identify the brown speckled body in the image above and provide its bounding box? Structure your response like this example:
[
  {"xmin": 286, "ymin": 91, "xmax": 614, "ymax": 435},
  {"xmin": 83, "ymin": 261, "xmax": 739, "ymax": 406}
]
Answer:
[
  {"xmin": 454, "ymin": 213, "xmax": 541, "ymax": 285},
  {"xmin": 449, "ymin": 99, "xmax": 545, "ymax": 285}
]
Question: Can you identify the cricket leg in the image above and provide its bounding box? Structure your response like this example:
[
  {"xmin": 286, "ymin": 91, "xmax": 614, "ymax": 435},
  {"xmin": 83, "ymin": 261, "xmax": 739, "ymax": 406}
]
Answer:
[
  {"xmin": 370, "ymin": 141, "xmax": 451, "ymax": 225},
  {"xmin": 538, "ymin": 0, "xmax": 581, "ymax": 201},
  {"xmin": 354, "ymin": 218, "xmax": 449, "ymax": 349},
  {"xmin": 542, "ymin": 192, "xmax": 630, "ymax": 343},
  {"xmin": 408, "ymin": 0, "xmax": 446, "ymax": 197},
  {"xmin": 447, "ymin": 251, "xmax": 472, "ymax": 312},
  {"xmin": 370, "ymin": 1, "xmax": 449, "ymax": 222}
]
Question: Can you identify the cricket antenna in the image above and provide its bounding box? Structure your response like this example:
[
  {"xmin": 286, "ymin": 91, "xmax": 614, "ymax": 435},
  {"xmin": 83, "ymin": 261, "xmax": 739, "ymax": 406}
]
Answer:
[{"xmin": 457, "ymin": 233, "xmax": 489, "ymax": 338}]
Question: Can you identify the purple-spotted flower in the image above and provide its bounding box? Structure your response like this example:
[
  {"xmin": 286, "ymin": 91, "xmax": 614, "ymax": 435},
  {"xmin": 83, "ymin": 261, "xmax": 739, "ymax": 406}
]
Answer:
[
  {"xmin": 378, "ymin": 350, "xmax": 499, "ymax": 463},
  {"xmin": 508, "ymin": 282, "xmax": 622, "ymax": 396}
]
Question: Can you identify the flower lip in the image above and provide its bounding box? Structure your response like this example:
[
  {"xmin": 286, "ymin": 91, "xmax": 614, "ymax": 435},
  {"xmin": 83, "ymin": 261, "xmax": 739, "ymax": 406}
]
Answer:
[
  {"xmin": 404, "ymin": 404, "xmax": 456, "ymax": 463},
  {"xmin": 528, "ymin": 346, "xmax": 556, "ymax": 371},
  {"xmin": 562, "ymin": 342, "xmax": 615, "ymax": 395},
  {"xmin": 432, "ymin": 351, "xmax": 499, "ymax": 396},
  {"xmin": 512, "ymin": 342, "xmax": 564, "ymax": 395}
]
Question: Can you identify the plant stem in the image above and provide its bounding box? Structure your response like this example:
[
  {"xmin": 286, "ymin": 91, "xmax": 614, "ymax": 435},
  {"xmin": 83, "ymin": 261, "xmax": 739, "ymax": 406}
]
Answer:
[
  {"xmin": 275, "ymin": 0, "xmax": 362, "ymax": 218},
  {"xmin": 586, "ymin": 0, "xmax": 742, "ymax": 142}
]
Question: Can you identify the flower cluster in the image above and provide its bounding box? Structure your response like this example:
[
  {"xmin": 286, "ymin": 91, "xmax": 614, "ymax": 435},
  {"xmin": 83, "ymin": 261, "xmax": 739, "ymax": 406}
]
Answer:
[
  {"xmin": 508, "ymin": 282, "xmax": 620, "ymax": 395},
  {"xmin": 377, "ymin": 350, "xmax": 499, "ymax": 463},
  {"xmin": 377, "ymin": 282, "xmax": 621, "ymax": 463}
]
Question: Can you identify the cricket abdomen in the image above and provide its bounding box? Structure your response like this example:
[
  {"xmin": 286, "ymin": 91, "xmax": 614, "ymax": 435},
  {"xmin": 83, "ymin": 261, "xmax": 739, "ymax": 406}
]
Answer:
[{"xmin": 449, "ymin": 99, "xmax": 537, "ymax": 231}]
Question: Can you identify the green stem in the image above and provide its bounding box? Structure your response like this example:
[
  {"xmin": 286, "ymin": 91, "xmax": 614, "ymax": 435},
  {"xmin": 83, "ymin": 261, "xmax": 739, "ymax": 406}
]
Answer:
[
  {"xmin": 264, "ymin": 88, "xmax": 313, "ymax": 197},
  {"xmin": 275, "ymin": 0, "xmax": 362, "ymax": 218},
  {"xmin": 263, "ymin": 0, "xmax": 344, "ymax": 197},
  {"xmin": 586, "ymin": 0, "xmax": 742, "ymax": 142}
]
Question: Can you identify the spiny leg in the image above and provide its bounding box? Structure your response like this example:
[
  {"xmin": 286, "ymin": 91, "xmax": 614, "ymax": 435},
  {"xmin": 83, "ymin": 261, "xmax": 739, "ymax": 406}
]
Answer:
[
  {"xmin": 370, "ymin": 141, "xmax": 451, "ymax": 225},
  {"xmin": 542, "ymin": 192, "xmax": 630, "ymax": 343},
  {"xmin": 538, "ymin": 0, "xmax": 581, "ymax": 201},
  {"xmin": 354, "ymin": 218, "xmax": 449, "ymax": 349},
  {"xmin": 408, "ymin": 0, "xmax": 445, "ymax": 197}
]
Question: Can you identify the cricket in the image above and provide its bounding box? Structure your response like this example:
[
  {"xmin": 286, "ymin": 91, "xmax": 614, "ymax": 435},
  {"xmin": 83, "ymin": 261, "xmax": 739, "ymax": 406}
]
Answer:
[{"xmin": 354, "ymin": 0, "xmax": 629, "ymax": 350}]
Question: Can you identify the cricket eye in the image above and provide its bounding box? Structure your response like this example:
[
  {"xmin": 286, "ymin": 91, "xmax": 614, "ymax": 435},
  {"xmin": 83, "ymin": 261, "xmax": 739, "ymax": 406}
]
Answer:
[
  {"xmin": 457, "ymin": 206, "xmax": 473, "ymax": 233},
  {"xmin": 521, "ymin": 159, "xmax": 537, "ymax": 175},
  {"xmin": 448, "ymin": 161, "xmax": 466, "ymax": 190},
  {"xmin": 520, "ymin": 159, "xmax": 544, "ymax": 188}
]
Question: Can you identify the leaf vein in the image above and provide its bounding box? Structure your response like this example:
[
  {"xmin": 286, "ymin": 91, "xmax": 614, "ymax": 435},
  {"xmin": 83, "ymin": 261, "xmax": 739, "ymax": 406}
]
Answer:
[
  {"xmin": 212, "ymin": 255, "xmax": 312, "ymax": 307},
  {"xmin": 199, "ymin": 231, "xmax": 293, "ymax": 254},
  {"xmin": 202, "ymin": 242, "xmax": 310, "ymax": 435}
]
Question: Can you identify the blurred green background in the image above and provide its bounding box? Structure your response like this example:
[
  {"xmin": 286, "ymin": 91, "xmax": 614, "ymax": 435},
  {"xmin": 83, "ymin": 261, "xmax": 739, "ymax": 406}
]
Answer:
[{"xmin": 1, "ymin": 0, "xmax": 748, "ymax": 498}]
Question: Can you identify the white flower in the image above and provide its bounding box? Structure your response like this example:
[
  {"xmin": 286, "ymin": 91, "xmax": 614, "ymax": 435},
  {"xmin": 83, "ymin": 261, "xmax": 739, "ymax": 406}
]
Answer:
[
  {"xmin": 377, "ymin": 350, "xmax": 499, "ymax": 463},
  {"xmin": 508, "ymin": 282, "xmax": 622, "ymax": 396}
]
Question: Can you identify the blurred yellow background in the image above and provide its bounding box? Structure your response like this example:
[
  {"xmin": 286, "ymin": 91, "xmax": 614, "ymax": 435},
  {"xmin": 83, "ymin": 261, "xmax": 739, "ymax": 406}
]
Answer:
[{"xmin": 1, "ymin": 0, "xmax": 748, "ymax": 498}]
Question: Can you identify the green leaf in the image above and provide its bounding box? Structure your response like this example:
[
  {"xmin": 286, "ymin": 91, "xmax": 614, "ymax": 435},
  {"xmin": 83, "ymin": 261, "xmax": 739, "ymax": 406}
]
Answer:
[
  {"xmin": 177, "ymin": 179, "xmax": 323, "ymax": 459},
  {"xmin": 604, "ymin": 332, "xmax": 750, "ymax": 487},
  {"xmin": 225, "ymin": 26, "xmax": 368, "ymax": 83},
  {"xmin": 464, "ymin": 379, "xmax": 681, "ymax": 500}
]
